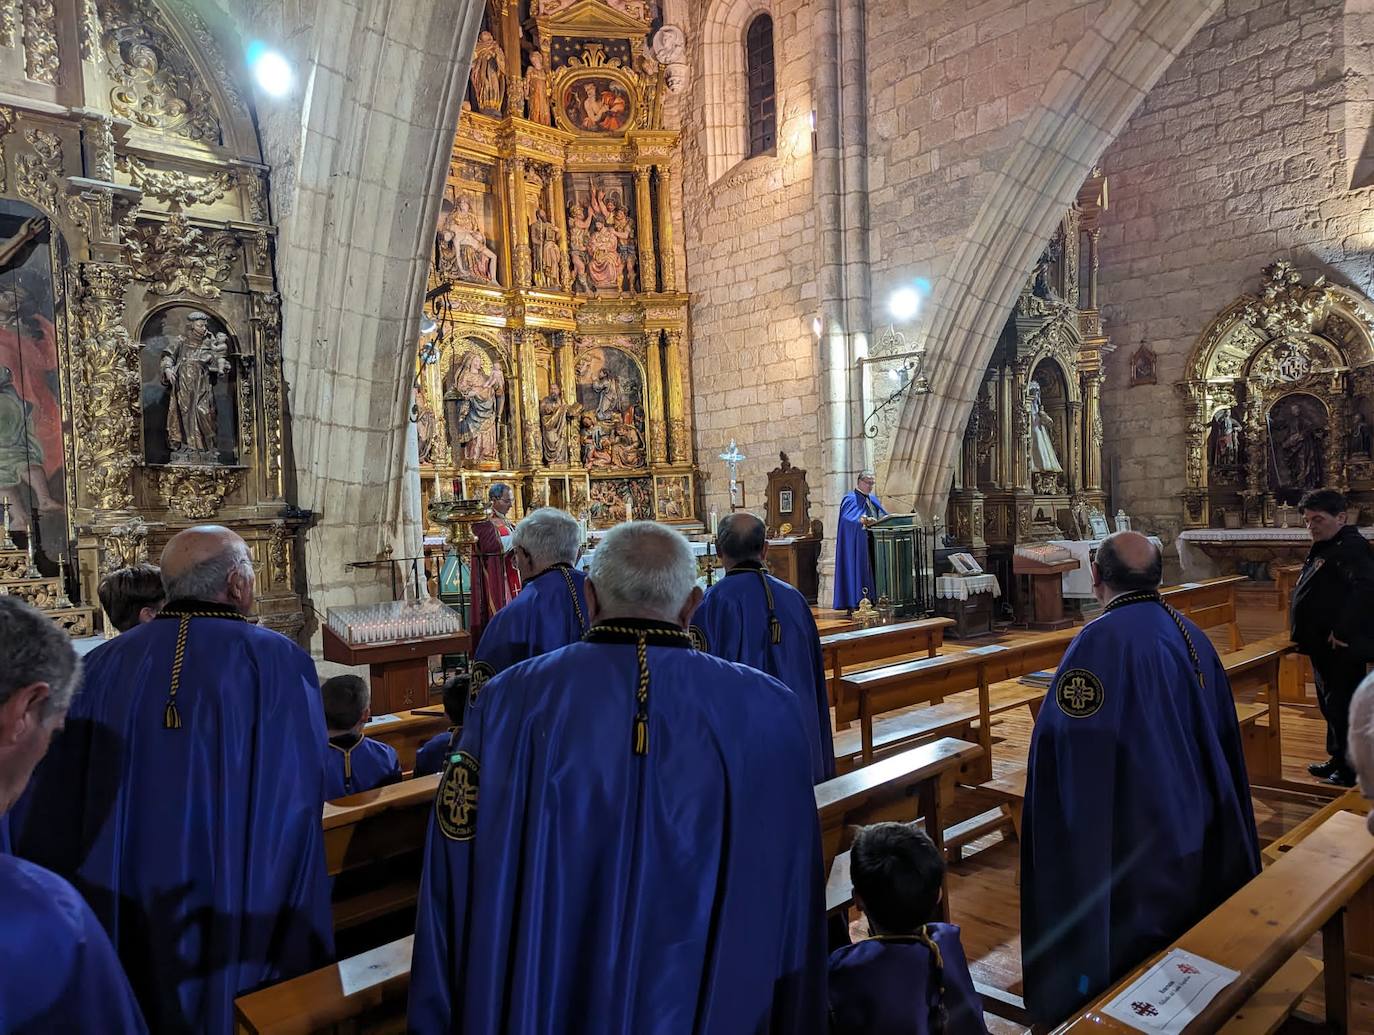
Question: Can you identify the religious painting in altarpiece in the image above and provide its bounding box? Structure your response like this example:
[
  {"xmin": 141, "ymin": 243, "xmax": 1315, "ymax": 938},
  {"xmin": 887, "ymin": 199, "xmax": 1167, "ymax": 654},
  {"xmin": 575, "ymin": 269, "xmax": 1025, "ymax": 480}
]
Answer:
[
  {"xmin": 418, "ymin": 0, "xmax": 697, "ymax": 538},
  {"xmin": 0, "ymin": 0, "xmax": 303, "ymax": 641},
  {"xmin": 1179, "ymin": 262, "xmax": 1374, "ymax": 528}
]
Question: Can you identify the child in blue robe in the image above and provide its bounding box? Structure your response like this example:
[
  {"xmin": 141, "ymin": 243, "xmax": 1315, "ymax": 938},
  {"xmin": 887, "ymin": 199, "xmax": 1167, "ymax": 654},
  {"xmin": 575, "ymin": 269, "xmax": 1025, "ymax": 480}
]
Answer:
[
  {"xmin": 414, "ymin": 674, "xmax": 464, "ymax": 778},
  {"xmin": 828, "ymin": 823, "xmax": 988, "ymax": 1035},
  {"xmin": 321, "ymin": 674, "xmax": 403, "ymax": 799}
]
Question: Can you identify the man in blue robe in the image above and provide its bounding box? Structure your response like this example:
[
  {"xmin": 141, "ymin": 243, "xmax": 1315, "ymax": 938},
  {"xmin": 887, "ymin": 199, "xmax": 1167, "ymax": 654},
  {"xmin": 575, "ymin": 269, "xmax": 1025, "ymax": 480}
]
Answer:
[
  {"xmin": 1021, "ymin": 532, "xmax": 1260, "ymax": 1024},
  {"xmin": 465, "ymin": 506, "xmax": 589, "ymax": 706},
  {"xmin": 11, "ymin": 525, "xmax": 333, "ymax": 1035},
  {"xmin": 833, "ymin": 470, "xmax": 887, "ymax": 612},
  {"xmin": 408, "ymin": 521, "xmax": 827, "ymax": 1034},
  {"xmin": 692, "ymin": 512, "xmax": 836, "ymax": 782},
  {"xmin": 0, "ymin": 596, "xmax": 147, "ymax": 1033}
]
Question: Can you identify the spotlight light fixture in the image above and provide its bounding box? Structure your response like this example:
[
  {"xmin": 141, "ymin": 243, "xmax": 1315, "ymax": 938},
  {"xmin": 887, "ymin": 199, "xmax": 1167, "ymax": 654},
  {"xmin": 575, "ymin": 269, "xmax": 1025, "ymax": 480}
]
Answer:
[
  {"xmin": 889, "ymin": 286, "xmax": 921, "ymax": 323},
  {"xmin": 247, "ymin": 41, "xmax": 293, "ymax": 98},
  {"xmin": 420, "ymin": 315, "xmax": 438, "ymax": 337}
]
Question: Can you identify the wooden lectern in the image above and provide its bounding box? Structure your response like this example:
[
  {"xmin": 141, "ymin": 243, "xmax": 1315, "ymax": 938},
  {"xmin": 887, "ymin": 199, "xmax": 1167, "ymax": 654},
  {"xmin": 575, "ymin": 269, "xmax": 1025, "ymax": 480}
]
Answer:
[
  {"xmin": 1011, "ymin": 545, "xmax": 1077, "ymax": 631},
  {"xmin": 322, "ymin": 624, "xmax": 471, "ymax": 715},
  {"xmin": 869, "ymin": 514, "xmax": 924, "ymax": 617}
]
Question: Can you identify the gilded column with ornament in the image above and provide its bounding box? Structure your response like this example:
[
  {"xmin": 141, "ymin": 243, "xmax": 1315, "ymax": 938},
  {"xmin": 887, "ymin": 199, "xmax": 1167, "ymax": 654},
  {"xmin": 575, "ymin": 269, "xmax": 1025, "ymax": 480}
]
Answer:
[
  {"xmin": 655, "ymin": 165, "xmax": 676, "ymax": 292},
  {"xmin": 645, "ymin": 330, "xmax": 667, "ymax": 464},
  {"xmin": 634, "ymin": 166, "xmax": 657, "ymax": 292}
]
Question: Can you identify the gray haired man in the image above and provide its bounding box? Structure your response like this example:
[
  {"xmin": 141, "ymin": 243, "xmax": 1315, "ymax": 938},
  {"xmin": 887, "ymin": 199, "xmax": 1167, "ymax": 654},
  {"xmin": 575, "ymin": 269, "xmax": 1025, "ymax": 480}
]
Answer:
[{"xmin": 0, "ymin": 596, "xmax": 147, "ymax": 1031}]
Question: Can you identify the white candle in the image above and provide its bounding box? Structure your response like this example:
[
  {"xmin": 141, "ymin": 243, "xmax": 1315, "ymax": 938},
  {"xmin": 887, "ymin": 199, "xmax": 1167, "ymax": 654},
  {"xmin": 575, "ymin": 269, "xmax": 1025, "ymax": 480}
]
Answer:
[
  {"xmin": 626, "ymin": 497, "xmax": 633, "ymax": 522},
  {"xmin": 709, "ymin": 509, "xmax": 718, "ymax": 533}
]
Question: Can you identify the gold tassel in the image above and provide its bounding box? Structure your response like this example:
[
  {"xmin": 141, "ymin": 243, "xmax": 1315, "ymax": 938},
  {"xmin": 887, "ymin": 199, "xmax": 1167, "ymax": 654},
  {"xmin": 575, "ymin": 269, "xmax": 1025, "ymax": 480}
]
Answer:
[
  {"xmin": 633, "ymin": 634, "xmax": 650, "ymax": 757},
  {"xmin": 634, "ymin": 716, "xmax": 648, "ymax": 756},
  {"xmin": 769, "ymin": 615, "xmax": 782, "ymax": 644},
  {"xmin": 163, "ymin": 701, "xmax": 182, "ymax": 729},
  {"xmin": 163, "ymin": 615, "xmax": 191, "ymax": 731}
]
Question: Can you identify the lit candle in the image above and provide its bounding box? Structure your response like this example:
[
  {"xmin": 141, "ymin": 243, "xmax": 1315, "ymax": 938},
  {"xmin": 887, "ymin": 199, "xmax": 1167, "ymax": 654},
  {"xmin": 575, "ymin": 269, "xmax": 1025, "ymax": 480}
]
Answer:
[{"xmin": 709, "ymin": 509, "xmax": 718, "ymax": 534}]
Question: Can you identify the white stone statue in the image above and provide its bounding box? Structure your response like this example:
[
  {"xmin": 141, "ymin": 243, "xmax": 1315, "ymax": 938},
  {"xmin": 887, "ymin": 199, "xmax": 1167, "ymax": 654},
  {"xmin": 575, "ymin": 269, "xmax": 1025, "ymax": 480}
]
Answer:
[
  {"xmin": 1028, "ymin": 381, "xmax": 1063, "ymax": 474},
  {"xmin": 651, "ymin": 24, "xmax": 688, "ymax": 93}
]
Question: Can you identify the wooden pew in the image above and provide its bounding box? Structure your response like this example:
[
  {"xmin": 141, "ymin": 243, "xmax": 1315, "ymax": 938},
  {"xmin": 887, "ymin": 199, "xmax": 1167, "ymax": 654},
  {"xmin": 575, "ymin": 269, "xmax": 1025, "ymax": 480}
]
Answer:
[
  {"xmin": 239, "ymin": 738, "xmax": 985, "ymax": 1034},
  {"xmin": 1160, "ymin": 573, "xmax": 1247, "ymax": 652},
  {"xmin": 821, "ymin": 617, "xmax": 955, "ymax": 726},
  {"xmin": 364, "ymin": 709, "xmax": 449, "ymax": 773},
  {"xmin": 1053, "ymin": 810, "xmax": 1374, "ymax": 1034}
]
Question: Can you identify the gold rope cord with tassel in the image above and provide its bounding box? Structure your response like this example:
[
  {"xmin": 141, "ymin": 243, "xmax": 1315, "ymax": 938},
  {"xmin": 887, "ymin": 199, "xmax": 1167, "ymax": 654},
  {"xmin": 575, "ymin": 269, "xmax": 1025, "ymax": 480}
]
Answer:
[
  {"xmin": 164, "ymin": 615, "xmax": 190, "ymax": 729},
  {"xmin": 755, "ymin": 570, "xmax": 782, "ymax": 645},
  {"xmin": 559, "ymin": 565, "xmax": 587, "ymax": 634},
  {"xmin": 914, "ymin": 925, "xmax": 950, "ymax": 1035},
  {"xmin": 1104, "ymin": 590, "xmax": 1206, "ymax": 689},
  {"xmin": 633, "ymin": 634, "xmax": 649, "ymax": 755},
  {"xmin": 582, "ymin": 622, "xmax": 692, "ymax": 757}
]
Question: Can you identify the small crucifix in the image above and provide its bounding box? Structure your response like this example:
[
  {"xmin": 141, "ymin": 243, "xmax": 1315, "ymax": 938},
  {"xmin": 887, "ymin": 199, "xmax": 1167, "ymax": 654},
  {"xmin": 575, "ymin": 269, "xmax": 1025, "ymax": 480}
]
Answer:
[{"xmin": 718, "ymin": 439, "xmax": 746, "ymax": 510}]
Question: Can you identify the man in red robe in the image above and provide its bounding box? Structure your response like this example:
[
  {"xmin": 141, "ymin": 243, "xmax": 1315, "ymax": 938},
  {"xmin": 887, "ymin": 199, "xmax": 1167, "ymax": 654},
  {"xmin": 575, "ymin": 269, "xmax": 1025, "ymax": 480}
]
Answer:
[{"xmin": 469, "ymin": 482, "xmax": 520, "ymax": 649}]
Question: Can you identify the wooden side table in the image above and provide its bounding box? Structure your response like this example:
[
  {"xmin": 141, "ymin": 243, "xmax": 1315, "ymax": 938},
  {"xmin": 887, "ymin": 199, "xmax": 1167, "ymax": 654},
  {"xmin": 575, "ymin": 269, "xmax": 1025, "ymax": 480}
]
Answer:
[{"xmin": 322, "ymin": 624, "xmax": 471, "ymax": 715}]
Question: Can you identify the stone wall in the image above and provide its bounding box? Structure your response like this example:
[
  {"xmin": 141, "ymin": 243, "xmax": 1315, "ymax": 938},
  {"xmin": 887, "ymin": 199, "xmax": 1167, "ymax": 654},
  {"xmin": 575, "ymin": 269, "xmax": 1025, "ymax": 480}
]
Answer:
[
  {"xmin": 680, "ymin": 0, "xmax": 822, "ymax": 522},
  {"xmin": 1096, "ymin": 0, "xmax": 1365, "ymax": 554}
]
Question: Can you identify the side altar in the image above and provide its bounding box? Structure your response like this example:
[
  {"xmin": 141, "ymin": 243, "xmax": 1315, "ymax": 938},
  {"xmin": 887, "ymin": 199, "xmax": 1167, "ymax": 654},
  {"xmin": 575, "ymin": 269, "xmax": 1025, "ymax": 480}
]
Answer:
[{"xmin": 416, "ymin": 0, "xmax": 698, "ymax": 536}]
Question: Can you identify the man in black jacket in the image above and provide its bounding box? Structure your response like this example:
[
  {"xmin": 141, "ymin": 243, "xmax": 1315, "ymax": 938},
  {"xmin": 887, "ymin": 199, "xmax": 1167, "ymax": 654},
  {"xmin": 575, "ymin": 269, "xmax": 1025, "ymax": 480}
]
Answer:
[{"xmin": 1292, "ymin": 488, "xmax": 1374, "ymax": 787}]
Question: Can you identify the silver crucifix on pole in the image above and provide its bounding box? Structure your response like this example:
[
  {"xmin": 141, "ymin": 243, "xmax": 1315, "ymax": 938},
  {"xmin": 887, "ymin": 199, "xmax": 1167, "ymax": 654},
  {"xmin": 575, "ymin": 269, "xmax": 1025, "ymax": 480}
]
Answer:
[{"xmin": 719, "ymin": 439, "xmax": 746, "ymax": 510}]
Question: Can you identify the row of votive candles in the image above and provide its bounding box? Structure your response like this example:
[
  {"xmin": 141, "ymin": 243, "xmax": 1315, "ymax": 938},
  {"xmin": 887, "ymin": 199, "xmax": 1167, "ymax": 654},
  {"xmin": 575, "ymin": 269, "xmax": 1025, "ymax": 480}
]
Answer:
[{"xmin": 326, "ymin": 601, "xmax": 464, "ymax": 645}]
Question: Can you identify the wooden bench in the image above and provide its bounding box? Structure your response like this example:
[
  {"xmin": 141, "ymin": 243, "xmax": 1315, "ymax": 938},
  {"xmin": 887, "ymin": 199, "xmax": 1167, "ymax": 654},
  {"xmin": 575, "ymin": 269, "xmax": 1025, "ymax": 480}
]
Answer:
[
  {"xmin": 820, "ymin": 617, "xmax": 955, "ymax": 726},
  {"xmin": 364, "ymin": 709, "xmax": 449, "ymax": 773},
  {"xmin": 1053, "ymin": 810, "xmax": 1374, "ymax": 1034},
  {"xmin": 240, "ymin": 737, "xmax": 985, "ymax": 1034},
  {"xmin": 1160, "ymin": 573, "xmax": 1247, "ymax": 652}
]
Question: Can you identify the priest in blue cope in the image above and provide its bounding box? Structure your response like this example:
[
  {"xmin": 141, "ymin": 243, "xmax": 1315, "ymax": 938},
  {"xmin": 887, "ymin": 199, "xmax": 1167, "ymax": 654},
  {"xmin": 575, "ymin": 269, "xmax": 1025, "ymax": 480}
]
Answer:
[
  {"xmin": 409, "ymin": 521, "xmax": 828, "ymax": 1035},
  {"xmin": 834, "ymin": 470, "xmax": 887, "ymax": 611},
  {"xmin": 1021, "ymin": 532, "xmax": 1260, "ymax": 1023},
  {"xmin": 0, "ymin": 596, "xmax": 148, "ymax": 1034},
  {"xmin": 464, "ymin": 506, "xmax": 590, "ymax": 707},
  {"xmin": 10, "ymin": 527, "xmax": 333, "ymax": 1035},
  {"xmin": 692, "ymin": 511, "xmax": 836, "ymax": 782}
]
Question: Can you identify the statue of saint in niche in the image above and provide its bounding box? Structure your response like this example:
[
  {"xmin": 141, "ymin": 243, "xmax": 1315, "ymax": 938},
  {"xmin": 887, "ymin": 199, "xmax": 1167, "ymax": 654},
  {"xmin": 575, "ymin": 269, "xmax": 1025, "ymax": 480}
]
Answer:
[
  {"xmin": 525, "ymin": 51, "xmax": 552, "ymax": 126},
  {"xmin": 538, "ymin": 382, "xmax": 580, "ymax": 466},
  {"xmin": 446, "ymin": 349, "xmax": 506, "ymax": 469},
  {"xmin": 1207, "ymin": 407, "xmax": 1242, "ymax": 469},
  {"xmin": 1028, "ymin": 381, "xmax": 1063, "ymax": 474},
  {"xmin": 529, "ymin": 207, "xmax": 563, "ymax": 289},
  {"xmin": 161, "ymin": 310, "xmax": 231, "ymax": 464},
  {"xmin": 1350, "ymin": 403, "xmax": 1372, "ymax": 459},
  {"xmin": 437, "ymin": 194, "xmax": 499, "ymax": 285},
  {"xmin": 469, "ymin": 29, "xmax": 506, "ymax": 115},
  {"xmin": 1267, "ymin": 396, "xmax": 1327, "ymax": 496}
]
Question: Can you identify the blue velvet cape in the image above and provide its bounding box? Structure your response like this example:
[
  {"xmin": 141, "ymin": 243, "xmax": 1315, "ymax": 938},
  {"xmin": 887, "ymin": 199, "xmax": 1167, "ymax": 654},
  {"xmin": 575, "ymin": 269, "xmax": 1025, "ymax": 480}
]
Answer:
[
  {"xmin": 325, "ymin": 733, "xmax": 403, "ymax": 799},
  {"xmin": 472, "ymin": 562, "xmax": 588, "ymax": 676},
  {"xmin": 414, "ymin": 727, "xmax": 460, "ymax": 778},
  {"xmin": 827, "ymin": 925, "xmax": 988, "ymax": 1035},
  {"xmin": 1020, "ymin": 599, "xmax": 1260, "ymax": 1023},
  {"xmin": 0, "ymin": 854, "xmax": 148, "ymax": 1034},
  {"xmin": 833, "ymin": 490, "xmax": 886, "ymax": 610},
  {"xmin": 11, "ymin": 604, "xmax": 335, "ymax": 1035},
  {"xmin": 691, "ymin": 562, "xmax": 837, "ymax": 782},
  {"xmin": 407, "ymin": 623, "xmax": 829, "ymax": 1034}
]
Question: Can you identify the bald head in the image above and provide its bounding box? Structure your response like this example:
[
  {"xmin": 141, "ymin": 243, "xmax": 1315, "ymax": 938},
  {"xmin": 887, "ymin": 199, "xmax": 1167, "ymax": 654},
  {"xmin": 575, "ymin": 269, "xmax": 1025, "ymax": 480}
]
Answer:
[
  {"xmin": 1093, "ymin": 531, "xmax": 1162, "ymax": 597},
  {"xmin": 586, "ymin": 520, "xmax": 702, "ymax": 627},
  {"xmin": 716, "ymin": 512, "xmax": 766, "ymax": 567},
  {"xmin": 160, "ymin": 525, "xmax": 255, "ymax": 613}
]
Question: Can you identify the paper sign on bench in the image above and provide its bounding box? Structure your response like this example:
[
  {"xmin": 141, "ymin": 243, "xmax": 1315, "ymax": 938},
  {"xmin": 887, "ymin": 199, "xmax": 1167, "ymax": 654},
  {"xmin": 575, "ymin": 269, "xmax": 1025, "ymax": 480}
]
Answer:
[
  {"xmin": 364, "ymin": 713, "xmax": 403, "ymax": 728},
  {"xmin": 1100, "ymin": 949, "xmax": 1238, "ymax": 1033},
  {"xmin": 1176, "ymin": 582, "xmax": 1202, "ymax": 590}
]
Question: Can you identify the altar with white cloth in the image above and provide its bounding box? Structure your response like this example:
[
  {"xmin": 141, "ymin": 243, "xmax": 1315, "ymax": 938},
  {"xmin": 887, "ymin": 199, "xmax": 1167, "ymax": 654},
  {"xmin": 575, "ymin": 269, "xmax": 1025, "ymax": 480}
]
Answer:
[
  {"xmin": 1176, "ymin": 526, "xmax": 1374, "ymax": 579},
  {"xmin": 1048, "ymin": 536, "xmax": 1165, "ymax": 598}
]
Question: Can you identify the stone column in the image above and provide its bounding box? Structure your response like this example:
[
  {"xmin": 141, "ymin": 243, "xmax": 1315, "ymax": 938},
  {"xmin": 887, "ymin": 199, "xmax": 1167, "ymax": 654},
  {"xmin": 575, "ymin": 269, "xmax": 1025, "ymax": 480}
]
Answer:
[
  {"xmin": 655, "ymin": 165, "xmax": 676, "ymax": 292},
  {"xmin": 635, "ymin": 166, "xmax": 657, "ymax": 293},
  {"xmin": 663, "ymin": 329, "xmax": 690, "ymax": 462},
  {"xmin": 645, "ymin": 330, "xmax": 667, "ymax": 463}
]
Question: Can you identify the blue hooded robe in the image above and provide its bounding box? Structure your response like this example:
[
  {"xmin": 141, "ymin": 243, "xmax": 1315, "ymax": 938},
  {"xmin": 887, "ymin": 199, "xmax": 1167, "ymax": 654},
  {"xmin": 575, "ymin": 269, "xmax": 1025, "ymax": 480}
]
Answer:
[
  {"xmin": 0, "ymin": 853, "xmax": 148, "ymax": 1034},
  {"xmin": 408, "ymin": 619, "xmax": 828, "ymax": 1035},
  {"xmin": 691, "ymin": 560, "xmax": 836, "ymax": 782},
  {"xmin": 414, "ymin": 727, "xmax": 460, "ymax": 778},
  {"xmin": 1020, "ymin": 594, "xmax": 1260, "ymax": 1023},
  {"xmin": 467, "ymin": 560, "xmax": 589, "ymax": 707},
  {"xmin": 325, "ymin": 732, "xmax": 403, "ymax": 799},
  {"xmin": 827, "ymin": 925, "xmax": 988, "ymax": 1035},
  {"xmin": 833, "ymin": 489, "xmax": 886, "ymax": 611},
  {"xmin": 10, "ymin": 599, "xmax": 335, "ymax": 1035}
]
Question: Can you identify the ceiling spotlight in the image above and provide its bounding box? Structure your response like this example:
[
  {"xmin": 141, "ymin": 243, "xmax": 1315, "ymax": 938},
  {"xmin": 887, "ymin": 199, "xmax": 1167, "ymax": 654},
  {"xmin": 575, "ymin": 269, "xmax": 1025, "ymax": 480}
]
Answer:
[
  {"xmin": 420, "ymin": 315, "xmax": 438, "ymax": 336},
  {"xmin": 247, "ymin": 42, "xmax": 293, "ymax": 98},
  {"xmin": 889, "ymin": 287, "xmax": 921, "ymax": 323}
]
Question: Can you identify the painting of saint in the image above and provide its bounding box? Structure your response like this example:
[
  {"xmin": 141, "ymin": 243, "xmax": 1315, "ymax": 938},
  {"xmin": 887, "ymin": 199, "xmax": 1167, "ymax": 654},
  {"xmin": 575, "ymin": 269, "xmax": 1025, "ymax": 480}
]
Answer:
[
  {"xmin": 445, "ymin": 346, "xmax": 506, "ymax": 469},
  {"xmin": 1267, "ymin": 394, "xmax": 1327, "ymax": 502},
  {"xmin": 437, "ymin": 192, "xmax": 499, "ymax": 285},
  {"xmin": 563, "ymin": 77, "xmax": 631, "ymax": 132}
]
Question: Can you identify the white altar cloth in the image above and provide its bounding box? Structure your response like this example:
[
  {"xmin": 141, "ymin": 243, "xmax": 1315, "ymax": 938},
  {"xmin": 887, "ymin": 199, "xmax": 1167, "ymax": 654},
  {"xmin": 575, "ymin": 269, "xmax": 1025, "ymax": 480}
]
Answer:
[
  {"xmin": 1048, "ymin": 536, "xmax": 1165, "ymax": 598},
  {"xmin": 935, "ymin": 574, "xmax": 1001, "ymax": 600},
  {"xmin": 1176, "ymin": 526, "xmax": 1374, "ymax": 578}
]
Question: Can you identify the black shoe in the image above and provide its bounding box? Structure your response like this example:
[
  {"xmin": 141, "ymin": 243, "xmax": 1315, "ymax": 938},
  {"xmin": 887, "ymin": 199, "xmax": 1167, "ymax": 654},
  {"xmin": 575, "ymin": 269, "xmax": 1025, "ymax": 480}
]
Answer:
[
  {"xmin": 1307, "ymin": 758, "xmax": 1340, "ymax": 778},
  {"xmin": 1324, "ymin": 768, "xmax": 1357, "ymax": 788}
]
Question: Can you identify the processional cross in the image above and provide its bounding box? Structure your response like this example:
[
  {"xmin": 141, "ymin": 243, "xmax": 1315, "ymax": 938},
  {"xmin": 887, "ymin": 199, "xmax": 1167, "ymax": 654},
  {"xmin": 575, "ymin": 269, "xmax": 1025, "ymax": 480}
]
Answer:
[{"xmin": 719, "ymin": 439, "xmax": 746, "ymax": 509}]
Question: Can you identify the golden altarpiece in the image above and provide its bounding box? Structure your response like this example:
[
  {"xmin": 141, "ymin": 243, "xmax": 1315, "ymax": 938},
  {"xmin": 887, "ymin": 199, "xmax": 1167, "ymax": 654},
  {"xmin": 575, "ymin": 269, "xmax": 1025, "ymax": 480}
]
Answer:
[
  {"xmin": 946, "ymin": 173, "xmax": 1113, "ymax": 597},
  {"xmin": 0, "ymin": 0, "xmax": 303, "ymax": 636},
  {"xmin": 416, "ymin": 0, "xmax": 697, "ymax": 534},
  {"xmin": 1178, "ymin": 261, "xmax": 1374, "ymax": 528}
]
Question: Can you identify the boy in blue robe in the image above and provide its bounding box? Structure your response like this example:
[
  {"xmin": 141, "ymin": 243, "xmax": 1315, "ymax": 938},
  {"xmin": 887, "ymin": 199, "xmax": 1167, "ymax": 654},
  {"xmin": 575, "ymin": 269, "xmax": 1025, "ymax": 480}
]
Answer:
[
  {"xmin": 11, "ymin": 526, "xmax": 334, "ymax": 1035},
  {"xmin": 414, "ymin": 673, "xmax": 464, "ymax": 778},
  {"xmin": 408, "ymin": 521, "xmax": 828, "ymax": 1035},
  {"xmin": 829, "ymin": 823, "xmax": 987, "ymax": 1035},
  {"xmin": 322, "ymin": 674, "xmax": 403, "ymax": 799},
  {"xmin": 692, "ymin": 511, "xmax": 836, "ymax": 782},
  {"xmin": 1021, "ymin": 532, "xmax": 1260, "ymax": 1023},
  {"xmin": 466, "ymin": 506, "xmax": 589, "ymax": 704},
  {"xmin": 833, "ymin": 471, "xmax": 887, "ymax": 611},
  {"xmin": 0, "ymin": 596, "xmax": 148, "ymax": 1034}
]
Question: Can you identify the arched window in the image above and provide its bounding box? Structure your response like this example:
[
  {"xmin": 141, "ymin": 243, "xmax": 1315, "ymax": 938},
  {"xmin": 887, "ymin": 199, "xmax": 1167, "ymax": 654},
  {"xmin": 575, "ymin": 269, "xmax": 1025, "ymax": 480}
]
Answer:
[{"xmin": 744, "ymin": 14, "xmax": 776, "ymax": 158}]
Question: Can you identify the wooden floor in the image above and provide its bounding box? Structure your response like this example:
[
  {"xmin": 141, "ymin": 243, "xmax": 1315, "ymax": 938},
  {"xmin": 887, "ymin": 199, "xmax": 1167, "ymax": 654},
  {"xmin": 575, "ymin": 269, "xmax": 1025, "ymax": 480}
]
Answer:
[{"xmin": 831, "ymin": 599, "xmax": 1374, "ymax": 1033}]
